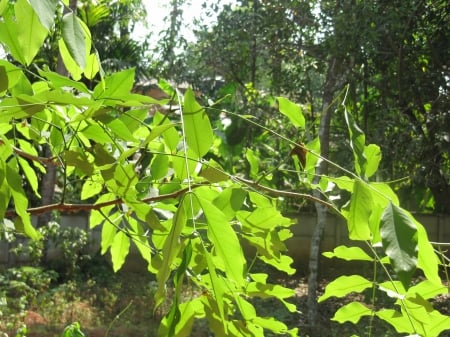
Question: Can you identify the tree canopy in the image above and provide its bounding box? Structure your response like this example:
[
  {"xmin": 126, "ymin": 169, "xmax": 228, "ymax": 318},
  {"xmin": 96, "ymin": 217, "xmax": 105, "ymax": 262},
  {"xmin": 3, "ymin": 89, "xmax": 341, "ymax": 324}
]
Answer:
[{"xmin": 0, "ymin": 1, "xmax": 449, "ymax": 336}]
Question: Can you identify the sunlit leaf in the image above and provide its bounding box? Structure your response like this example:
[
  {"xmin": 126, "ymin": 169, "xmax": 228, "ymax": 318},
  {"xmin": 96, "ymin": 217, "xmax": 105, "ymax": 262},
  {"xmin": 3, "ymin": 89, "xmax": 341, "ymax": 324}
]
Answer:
[
  {"xmin": 110, "ymin": 230, "xmax": 130, "ymax": 272},
  {"xmin": 332, "ymin": 302, "xmax": 372, "ymax": 324},
  {"xmin": 183, "ymin": 88, "xmax": 213, "ymax": 158},
  {"xmin": 276, "ymin": 97, "xmax": 305, "ymax": 129},
  {"xmin": 197, "ymin": 194, "xmax": 246, "ymax": 286},
  {"xmin": 323, "ymin": 245, "xmax": 374, "ymax": 262},
  {"xmin": 318, "ymin": 275, "xmax": 372, "ymax": 302},
  {"xmin": 347, "ymin": 180, "xmax": 373, "ymax": 240},
  {"xmin": 364, "ymin": 144, "xmax": 381, "ymax": 178}
]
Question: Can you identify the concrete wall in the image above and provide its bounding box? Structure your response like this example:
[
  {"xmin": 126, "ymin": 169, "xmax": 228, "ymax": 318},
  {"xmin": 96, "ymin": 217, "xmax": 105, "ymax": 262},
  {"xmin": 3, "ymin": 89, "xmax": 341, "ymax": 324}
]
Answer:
[{"xmin": 1, "ymin": 213, "xmax": 449, "ymax": 269}]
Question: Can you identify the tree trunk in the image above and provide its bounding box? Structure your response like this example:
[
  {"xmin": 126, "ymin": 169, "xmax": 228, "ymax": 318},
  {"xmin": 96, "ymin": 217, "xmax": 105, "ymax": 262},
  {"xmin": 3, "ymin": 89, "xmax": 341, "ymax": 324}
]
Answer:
[{"xmin": 307, "ymin": 56, "xmax": 346, "ymax": 331}]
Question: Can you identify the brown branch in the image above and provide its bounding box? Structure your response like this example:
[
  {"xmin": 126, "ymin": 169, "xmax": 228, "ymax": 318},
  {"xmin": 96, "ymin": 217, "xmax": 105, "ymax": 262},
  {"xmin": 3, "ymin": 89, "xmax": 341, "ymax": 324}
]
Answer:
[
  {"xmin": 5, "ymin": 185, "xmax": 199, "ymax": 218},
  {"xmin": 12, "ymin": 145, "xmax": 61, "ymax": 166}
]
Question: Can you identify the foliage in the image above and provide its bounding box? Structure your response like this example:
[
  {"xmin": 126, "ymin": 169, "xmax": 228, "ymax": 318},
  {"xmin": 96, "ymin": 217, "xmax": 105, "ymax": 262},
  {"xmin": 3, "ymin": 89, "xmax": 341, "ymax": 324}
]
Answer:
[{"xmin": 0, "ymin": 2, "xmax": 448, "ymax": 337}]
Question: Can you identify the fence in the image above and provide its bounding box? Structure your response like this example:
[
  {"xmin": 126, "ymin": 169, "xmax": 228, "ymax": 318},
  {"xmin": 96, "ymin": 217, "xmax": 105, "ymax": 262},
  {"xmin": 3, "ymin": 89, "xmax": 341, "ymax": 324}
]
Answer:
[{"xmin": 1, "ymin": 213, "xmax": 449, "ymax": 270}]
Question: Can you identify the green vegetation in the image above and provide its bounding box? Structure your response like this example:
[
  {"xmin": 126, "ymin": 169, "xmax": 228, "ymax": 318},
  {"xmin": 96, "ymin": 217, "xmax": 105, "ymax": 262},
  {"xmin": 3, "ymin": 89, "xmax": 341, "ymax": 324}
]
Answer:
[{"xmin": 0, "ymin": 1, "xmax": 448, "ymax": 337}]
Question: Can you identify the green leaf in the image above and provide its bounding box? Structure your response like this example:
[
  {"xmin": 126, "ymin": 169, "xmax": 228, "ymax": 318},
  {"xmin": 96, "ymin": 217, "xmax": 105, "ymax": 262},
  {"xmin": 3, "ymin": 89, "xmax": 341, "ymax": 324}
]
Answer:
[
  {"xmin": 93, "ymin": 68, "xmax": 135, "ymax": 100},
  {"xmin": 276, "ymin": 97, "xmax": 305, "ymax": 129},
  {"xmin": 29, "ymin": 0, "xmax": 58, "ymax": 30},
  {"xmin": 415, "ymin": 220, "xmax": 441, "ymax": 285},
  {"xmin": 364, "ymin": 144, "xmax": 381, "ymax": 178},
  {"xmin": 155, "ymin": 196, "xmax": 188, "ymax": 309},
  {"xmin": 243, "ymin": 207, "xmax": 292, "ymax": 230},
  {"xmin": 344, "ymin": 107, "xmax": 367, "ymax": 178},
  {"xmin": 0, "ymin": 61, "xmax": 22, "ymax": 91},
  {"xmin": 38, "ymin": 68, "xmax": 89, "ymax": 93},
  {"xmin": 158, "ymin": 298, "xmax": 204, "ymax": 337},
  {"xmin": 18, "ymin": 157, "xmax": 40, "ymax": 198},
  {"xmin": 183, "ymin": 88, "xmax": 213, "ymax": 158},
  {"xmin": 84, "ymin": 52, "xmax": 100, "ymax": 80},
  {"xmin": 6, "ymin": 160, "xmax": 39, "ymax": 240},
  {"xmin": 376, "ymin": 309, "xmax": 415, "ymax": 335},
  {"xmin": 323, "ymin": 245, "xmax": 374, "ymax": 262},
  {"xmin": 199, "ymin": 160, "xmax": 229, "ymax": 183},
  {"xmin": 110, "ymin": 230, "xmax": 130, "ymax": 272},
  {"xmin": 80, "ymin": 178, "xmax": 103, "ymax": 200},
  {"xmin": 318, "ymin": 275, "xmax": 372, "ymax": 302},
  {"xmin": 347, "ymin": 180, "xmax": 373, "ymax": 240},
  {"xmin": 64, "ymin": 149, "xmax": 94, "ymax": 176},
  {"xmin": 197, "ymin": 193, "xmax": 246, "ymax": 286},
  {"xmin": 332, "ymin": 302, "xmax": 372, "ymax": 324},
  {"xmin": 213, "ymin": 187, "xmax": 246, "ymax": 220},
  {"xmin": 62, "ymin": 12, "xmax": 87, "ymax": 69},
  {"xmin": 58, "ymin": 38, "xmax": 83, "ymax": 80},
  {"xmin": 246, "ymin": 148, "xmax": 260, "ymax": 178},
  {"xmin": 101, "ymin": 217, "xmax": 118, "ymax": 254},
  {"xmin": 380, "ymin": 202, "xmax": 418, "ymax": 289},
  {"xmin": 150, "ymin": 153, "xmax": 169, "ymax": 180},
  {"xmin": 203, "ymin": 250, "xmax": 227, "ymax": 333}
]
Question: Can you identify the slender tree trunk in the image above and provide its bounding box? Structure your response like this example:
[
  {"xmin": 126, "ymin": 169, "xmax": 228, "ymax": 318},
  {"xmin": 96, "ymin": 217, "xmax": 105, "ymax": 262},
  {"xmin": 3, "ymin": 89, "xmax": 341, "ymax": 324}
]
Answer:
[{"xmin": 307, "ymin": 56, "xmax": 347, "ymax": 331}]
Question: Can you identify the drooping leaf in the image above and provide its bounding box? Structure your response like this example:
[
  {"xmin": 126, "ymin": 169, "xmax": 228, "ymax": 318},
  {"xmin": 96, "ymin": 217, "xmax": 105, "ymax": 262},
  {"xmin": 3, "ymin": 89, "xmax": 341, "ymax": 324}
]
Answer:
[
  {"xmin": 62, "ymin": 12, "xmax": 87, "ymax": 69},
  {"xmin": 276, "ymin": 97, "xmax": 305, "ymax": 129},
  {"xmin": 347, "ymin": 180, "xmax": 373, "ymax": 240},
  {"xmin": 18, "ymin": 157, "xmax": 40, "ymax": 197},
  {"xmin": 155, "ymin": 196, "xmax": 188, "ymax": 309},
  {"xmin": 380, "ymin": 202, "xmax": 418, "ymax": 289},
  {"xmin": 196, "ymin": 193, "xmax": 246, "ymax": 286},
  {"xmin": 183, "ymin": 88, "xmax": 213, "ymax": 158},
  {"xmin": 332, "ymin": 302, "xmax": 372, "ymax": 324},
  {"xmin": 110, "ymin": 230, "xmax": 130, "ymax": 272},
  {"xmin": 318, "ymin": 275, "xmax": 373, "ymax": 302},
  {"xmin": 344, "ymin": 107, "xmax": 367, "ymax": 178}
]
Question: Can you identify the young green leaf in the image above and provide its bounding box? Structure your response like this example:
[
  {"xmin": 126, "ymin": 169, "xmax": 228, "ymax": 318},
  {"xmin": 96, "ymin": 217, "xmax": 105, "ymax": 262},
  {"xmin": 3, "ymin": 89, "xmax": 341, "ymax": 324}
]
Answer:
[
  {"xmin": 110, "ymin": 230, "xmax": 130, "ymax": 272},
  {"xmin": 183, "ymin": 88, "xmax": 213, "ymax": 158},
  {"xmin": 197, "ymin": 194, "xmax": 246, "ymax": 286},
  {"xmin": 347, "ymin": 180, "xmax": 373, "ymax": 240},
  {"xmin": 380, "ymin": 202, "xmax": 418, "ymax": 289},
  {"xmin": 323, "ymin": 245, "xmax": 374, "ymax": 262},
  {"xmin": 318, "ymin": 275, "xmax": 373, "ymax": 302},
  {"xmin": 332, "ymin": 302, "xmax": 372, "ymax": 324},
  {"xmin": 276, "ymin": 97, "xmax": 305, "ymax": 129}
]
